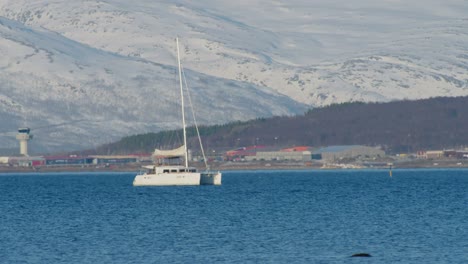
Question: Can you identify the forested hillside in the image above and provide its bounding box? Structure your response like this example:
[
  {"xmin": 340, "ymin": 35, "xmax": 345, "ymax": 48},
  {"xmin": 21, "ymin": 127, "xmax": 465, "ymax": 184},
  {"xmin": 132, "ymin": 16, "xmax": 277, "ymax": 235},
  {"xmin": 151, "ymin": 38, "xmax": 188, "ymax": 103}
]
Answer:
[{"xmin": 87, "ymin": 96, "xmax": 468, "ymax": 155}]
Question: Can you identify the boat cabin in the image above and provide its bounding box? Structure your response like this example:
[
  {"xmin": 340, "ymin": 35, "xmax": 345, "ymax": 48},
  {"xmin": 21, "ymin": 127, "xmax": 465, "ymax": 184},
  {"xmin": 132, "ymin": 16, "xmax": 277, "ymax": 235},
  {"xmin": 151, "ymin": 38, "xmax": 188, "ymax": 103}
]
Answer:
[{"xmin": 142, "ymin": 165, "xmax": 197, "ymax": 174}]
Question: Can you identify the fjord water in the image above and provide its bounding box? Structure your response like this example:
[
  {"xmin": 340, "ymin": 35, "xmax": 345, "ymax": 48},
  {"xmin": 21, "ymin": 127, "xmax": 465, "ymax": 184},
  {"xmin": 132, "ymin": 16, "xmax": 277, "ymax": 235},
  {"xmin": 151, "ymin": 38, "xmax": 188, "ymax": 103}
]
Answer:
[{"xmin": 1, "ymin": 170, "xmax": 467, "ymax": 263}]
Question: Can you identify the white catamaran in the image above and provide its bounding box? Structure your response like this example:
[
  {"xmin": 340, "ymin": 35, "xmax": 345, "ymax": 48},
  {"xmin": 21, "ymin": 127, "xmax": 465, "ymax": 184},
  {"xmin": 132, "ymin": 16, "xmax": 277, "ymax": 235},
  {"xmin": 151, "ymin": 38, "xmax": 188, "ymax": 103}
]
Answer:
[{"xmin": 133, "ymin": 38, "xmax": 222, "ymax": 186}]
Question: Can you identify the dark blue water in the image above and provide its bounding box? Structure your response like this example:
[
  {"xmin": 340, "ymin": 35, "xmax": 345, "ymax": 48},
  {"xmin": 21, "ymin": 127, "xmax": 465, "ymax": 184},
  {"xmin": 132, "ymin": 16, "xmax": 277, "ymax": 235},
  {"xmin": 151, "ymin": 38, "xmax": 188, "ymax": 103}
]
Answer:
[{"xmin": 0, "ymin": 169, "xmax": 467, "ymax": 263}]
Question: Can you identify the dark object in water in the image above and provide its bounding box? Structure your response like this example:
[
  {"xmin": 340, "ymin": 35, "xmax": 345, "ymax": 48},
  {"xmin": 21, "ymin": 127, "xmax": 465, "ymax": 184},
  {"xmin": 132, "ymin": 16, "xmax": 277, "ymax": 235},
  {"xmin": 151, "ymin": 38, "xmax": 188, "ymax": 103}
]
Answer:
[{"xmin": 351, "ymin": 253, "xmax": 372, "ymax": 257}]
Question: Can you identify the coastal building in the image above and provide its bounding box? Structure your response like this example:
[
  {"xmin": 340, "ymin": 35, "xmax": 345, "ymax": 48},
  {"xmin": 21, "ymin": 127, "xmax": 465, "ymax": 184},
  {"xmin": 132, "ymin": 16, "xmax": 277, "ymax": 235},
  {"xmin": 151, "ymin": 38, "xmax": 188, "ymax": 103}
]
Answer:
[
  {"xmin": 9, "ymin": 156, "xmax": 45, "ymax": 167},
  {"xmin": 312, "ymin": 145, "xmax": 385, "ymax": 162},
  {"xmin": 0, "ymin": 157, "xmax": 9, "ymax": 165},
  {"xmin": 246, "ymin": 150, "xmax": 312, "ymax": 162},
  {"xmin": 425, "ymin": 150, "xmax": 444, "ymax": 159},
  {"xmin": 225, "ymin": 145, "xmax": 267, "ymax": 161},
  {"xmin": 242, "ymin": 146, "xmax": 313, "ymax": 162},
  {"xmin": 89, "ymin": 155, "xmax": 138, "ymax": 164},
  {"xmin": 45, "ymin": 155, "xmax": 93, "ymax": 166},
  {"xmin": 443, "ymin": 150, "xmax": 468, "ymax": 159}
]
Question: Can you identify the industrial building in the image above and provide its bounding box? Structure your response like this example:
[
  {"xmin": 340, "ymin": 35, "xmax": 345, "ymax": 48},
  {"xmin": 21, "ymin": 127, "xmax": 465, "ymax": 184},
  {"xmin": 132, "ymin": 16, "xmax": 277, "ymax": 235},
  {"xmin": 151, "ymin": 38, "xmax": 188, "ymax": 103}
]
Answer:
[
  {"xmin": 7, "ymin": 156, "xmax": 45, "ymax": 167},
  {"xmin": 224, "ymin": 146, "xmax": 267, "ymax": 161},
  {"xmin": 424, "ymin": 150, "xmax": 444, "ymax": 159},
  {"xmin": 89, "ymin": 155, "xmax": 139, "ymax": 164},
  {"xmin": 245, "ymin": 145, "xmax": 384, "ymax": 162},
  {"xmin": 444, "ymin": 150, "xmax": 468, "ymax": 159},
  {"xmin": 312, "ymin": 145, "xmax": 385, "ymax": 162},
  {"xmin": 246, "ymin": 150, "xmax": 312, "ymax": 162},
  {"xmin": 241, "ymin": 146, "xmax": 313, "ymax": 162},
  {"xmin": 45, "ymin": 155, "xmax": 93, "ymax": 166},
  {"xmin": 1, "ymin": 154, "xmax": 147, "ymax": 168}
]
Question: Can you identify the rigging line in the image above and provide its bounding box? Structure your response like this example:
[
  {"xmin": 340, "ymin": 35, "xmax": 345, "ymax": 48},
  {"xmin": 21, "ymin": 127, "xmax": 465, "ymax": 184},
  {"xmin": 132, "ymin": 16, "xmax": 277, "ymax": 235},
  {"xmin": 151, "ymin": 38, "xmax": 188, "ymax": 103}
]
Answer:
[{"xmin": 181, "ymin": 66, "xmax": 209, "ymax": 170}]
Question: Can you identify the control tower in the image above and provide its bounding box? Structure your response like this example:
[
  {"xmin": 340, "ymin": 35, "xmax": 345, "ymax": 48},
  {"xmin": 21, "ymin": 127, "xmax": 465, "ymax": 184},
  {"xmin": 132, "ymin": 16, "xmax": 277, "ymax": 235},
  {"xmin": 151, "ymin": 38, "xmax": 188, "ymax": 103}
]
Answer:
[{"xmin": 16, "ymin": 128, "xmax": 33, "ymax": 156}]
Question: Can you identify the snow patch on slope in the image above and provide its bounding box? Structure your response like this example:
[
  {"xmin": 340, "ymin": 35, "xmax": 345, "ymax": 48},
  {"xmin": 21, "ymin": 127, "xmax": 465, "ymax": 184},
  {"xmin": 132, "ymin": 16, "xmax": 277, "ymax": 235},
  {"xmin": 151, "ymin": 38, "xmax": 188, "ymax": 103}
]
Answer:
[{"xmin": 0, "ymin": 0, "xmax": 467, "ymax": 152}]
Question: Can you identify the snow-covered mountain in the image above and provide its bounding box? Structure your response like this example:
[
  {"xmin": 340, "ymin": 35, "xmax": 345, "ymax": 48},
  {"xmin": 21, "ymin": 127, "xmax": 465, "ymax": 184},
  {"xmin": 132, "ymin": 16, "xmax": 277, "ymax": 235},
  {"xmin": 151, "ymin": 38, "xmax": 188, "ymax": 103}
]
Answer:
[{"xmin": 0, "ymin": 0, "xmax": 467, "ymax": 153}]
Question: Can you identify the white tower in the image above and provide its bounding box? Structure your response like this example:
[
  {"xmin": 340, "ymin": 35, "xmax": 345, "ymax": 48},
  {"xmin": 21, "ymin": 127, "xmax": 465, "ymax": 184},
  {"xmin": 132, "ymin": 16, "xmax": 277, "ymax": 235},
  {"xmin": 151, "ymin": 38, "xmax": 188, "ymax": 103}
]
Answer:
[{"xmin": 16, "ymin": 128, "xmax": 33, "ymax": 156}]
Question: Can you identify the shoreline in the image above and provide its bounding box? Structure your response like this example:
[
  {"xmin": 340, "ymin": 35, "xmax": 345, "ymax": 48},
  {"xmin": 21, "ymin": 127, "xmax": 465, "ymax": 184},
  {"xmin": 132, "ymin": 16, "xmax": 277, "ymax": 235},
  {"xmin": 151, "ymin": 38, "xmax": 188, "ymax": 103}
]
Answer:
[{"xmin": 1, "ymin": 160, "xmax": 467, "ymax": 174}]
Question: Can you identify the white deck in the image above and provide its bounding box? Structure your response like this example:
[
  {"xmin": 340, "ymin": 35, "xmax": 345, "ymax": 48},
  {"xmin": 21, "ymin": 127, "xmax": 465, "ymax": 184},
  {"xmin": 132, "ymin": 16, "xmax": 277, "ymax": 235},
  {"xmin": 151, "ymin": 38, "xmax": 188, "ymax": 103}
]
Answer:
[{"xmin": 133, "ymin": 172, "xmax": 201, "ymax": 186}]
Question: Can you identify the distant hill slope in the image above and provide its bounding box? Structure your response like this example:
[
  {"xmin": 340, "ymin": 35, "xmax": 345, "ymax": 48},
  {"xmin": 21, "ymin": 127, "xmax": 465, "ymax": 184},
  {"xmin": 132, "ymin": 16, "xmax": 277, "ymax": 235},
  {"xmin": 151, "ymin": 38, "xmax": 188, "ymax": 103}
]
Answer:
[{"xmin": 88, "ymin": 96, "xmax": 468, "ymax": 155}]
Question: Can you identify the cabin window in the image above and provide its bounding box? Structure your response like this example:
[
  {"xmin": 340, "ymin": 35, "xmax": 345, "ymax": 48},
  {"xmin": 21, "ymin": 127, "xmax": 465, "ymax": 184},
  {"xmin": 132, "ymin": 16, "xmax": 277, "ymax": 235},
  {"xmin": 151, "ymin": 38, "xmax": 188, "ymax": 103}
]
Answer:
[
  {"xmin": 171, "ymin": 169, "xmax": 177, "ymax": 173},
  {"xmin": 163, "ymin": 169, "xmax": 169, "ymax": 173},
  {"xmin": 189, "ymin": 169, "xmax": 196, "ymax": 172}
]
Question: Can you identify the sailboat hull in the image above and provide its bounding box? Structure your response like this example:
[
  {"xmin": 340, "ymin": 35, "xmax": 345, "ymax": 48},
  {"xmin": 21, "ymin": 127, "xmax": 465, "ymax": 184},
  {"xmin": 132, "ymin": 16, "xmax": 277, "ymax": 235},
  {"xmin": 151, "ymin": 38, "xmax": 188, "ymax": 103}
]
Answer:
[
  {"xmin": 133, "ymin": 173, "xmax": 201, "ymax": 186},
  {"xmin": 200, "ymin": 172, "xmax": 222, "ymax": 185}
]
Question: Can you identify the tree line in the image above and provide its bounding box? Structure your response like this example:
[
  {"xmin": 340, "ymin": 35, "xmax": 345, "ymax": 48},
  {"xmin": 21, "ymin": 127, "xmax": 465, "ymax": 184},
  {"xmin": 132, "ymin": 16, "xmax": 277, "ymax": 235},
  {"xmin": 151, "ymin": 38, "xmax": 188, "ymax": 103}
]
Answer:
[{"xmin": 84, "ymin": 96, "xmax": 468, "ymax": 155}]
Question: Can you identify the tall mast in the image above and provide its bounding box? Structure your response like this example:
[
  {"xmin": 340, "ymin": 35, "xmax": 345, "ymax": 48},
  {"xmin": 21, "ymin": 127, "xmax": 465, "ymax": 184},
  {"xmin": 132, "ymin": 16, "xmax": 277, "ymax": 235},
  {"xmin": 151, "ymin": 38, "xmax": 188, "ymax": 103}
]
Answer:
[{"xmin": 176, "ymin": 37, "xmax": 189, "ymax": 167}]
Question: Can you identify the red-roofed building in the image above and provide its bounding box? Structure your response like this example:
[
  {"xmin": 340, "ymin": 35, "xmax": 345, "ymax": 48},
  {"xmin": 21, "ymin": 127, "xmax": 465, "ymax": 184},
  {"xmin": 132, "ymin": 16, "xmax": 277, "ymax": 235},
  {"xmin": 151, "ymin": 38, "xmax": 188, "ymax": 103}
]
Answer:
[
  {"xmin": 280, "ymin": 146, "xmax": 311, "ymax": 152},
  {"xmin": 225, "ymin": 145, "xmax": 267, "ymax": 161}
]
